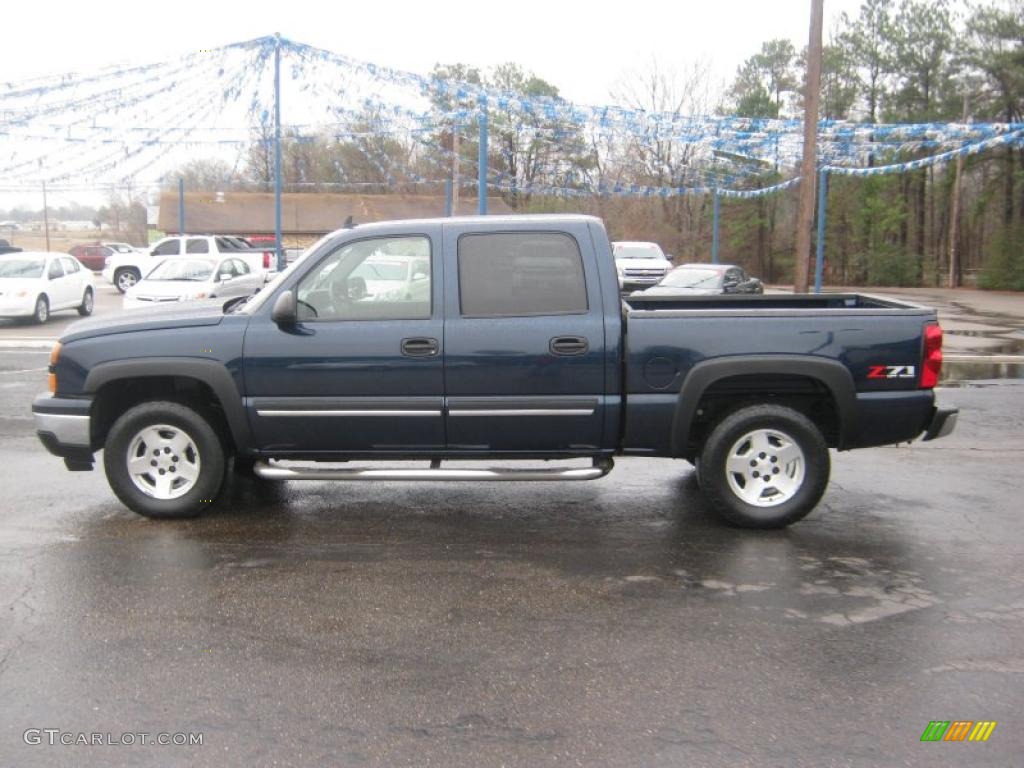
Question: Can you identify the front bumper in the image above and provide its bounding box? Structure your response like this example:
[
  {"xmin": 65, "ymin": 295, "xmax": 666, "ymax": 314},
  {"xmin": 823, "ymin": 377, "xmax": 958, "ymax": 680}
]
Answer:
[
  {"xmin": 33, "ymin": 393, "xmax": 94, "ymax": 470},
  {"xmin": 922, "ymin": 407, "xmax": 958, "ymax": 441}
]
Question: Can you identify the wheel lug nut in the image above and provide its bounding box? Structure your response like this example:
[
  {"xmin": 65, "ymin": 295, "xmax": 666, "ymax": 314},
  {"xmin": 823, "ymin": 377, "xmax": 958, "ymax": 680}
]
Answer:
[
  {"xmin": 172, "ymin": 456, "xmax": 178, "ymax": 462},
  {"xmin": 759, "ymin": 452, "xmax": 766, "ymax": 459},
  {"xmin": 752, "ymin": 471, "xmax": 759, "ymax": 478},
  {"xmin": 158, "ymin": 469, "xmax": 166, "ymax": 475},
  {"xmin": 770, "ymin": 456, "xmax": 777, "ymax": 463},
  {"xmin": 150, "ymin": 460, "xmax": 157, "ymax": 467},
  {"xmin": 164, "ymin": 447, "xmax": 171, "ymax": 454},
  {"xmin": 153, "ymin": 450, "xmax": 160, "ymax": 457},
  {"xmin": 169, "ymin": 467, "xmax": 176, "ymax": 473},
  {"xmin": 749, "ymin": 460, "xmax": 757, "ymax": 467},
  {"xmin": 773, "ymin": 467, "xmax": 780, "ymax": 474}
]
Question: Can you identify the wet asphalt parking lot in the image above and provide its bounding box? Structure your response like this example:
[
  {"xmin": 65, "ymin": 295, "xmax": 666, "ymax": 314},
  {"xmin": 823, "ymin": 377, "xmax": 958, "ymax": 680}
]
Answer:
[{"xmin": 1, "ymin": 284, "xmax": 1022, "ymax": 767}]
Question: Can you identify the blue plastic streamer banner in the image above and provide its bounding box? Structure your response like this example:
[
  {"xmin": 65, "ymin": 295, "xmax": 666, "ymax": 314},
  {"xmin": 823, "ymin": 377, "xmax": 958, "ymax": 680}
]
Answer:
[{"xmin": 2, "ymin": 34, "xmax": 1023, "ymax": 194}]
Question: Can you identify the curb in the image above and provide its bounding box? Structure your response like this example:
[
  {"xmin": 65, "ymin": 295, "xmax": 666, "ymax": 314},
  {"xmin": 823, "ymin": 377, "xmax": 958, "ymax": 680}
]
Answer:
[{"xmin": 0, "ymin": 339, "xmax": 59, "ymax": 349}]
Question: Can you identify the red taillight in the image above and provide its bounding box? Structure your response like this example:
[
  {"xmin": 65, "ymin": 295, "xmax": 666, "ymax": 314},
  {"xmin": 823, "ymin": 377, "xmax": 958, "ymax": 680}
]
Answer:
[
  {"xmin": 920, "ymin": 323, "xmax": 943, "ymax": 388},
  {"xmin": 262, "ymin": 251, "xmax": 272, "ymax": 269}
]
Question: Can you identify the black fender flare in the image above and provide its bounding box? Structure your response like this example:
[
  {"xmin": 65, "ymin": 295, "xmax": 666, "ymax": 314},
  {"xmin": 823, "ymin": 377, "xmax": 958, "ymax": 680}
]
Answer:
[
  {"xmin": 84, "ymin": 358, "xmax": 252, "ymax": 451},
  {"xmin": 670, "ymin": 355, "xmax": 858, "ymax": 455}
]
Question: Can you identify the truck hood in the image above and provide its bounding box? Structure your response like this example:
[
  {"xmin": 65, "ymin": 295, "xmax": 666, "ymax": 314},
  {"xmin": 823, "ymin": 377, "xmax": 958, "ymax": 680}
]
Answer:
[
  {"xmin": 61, "ymin": 301, "xmax": 227, "ymax": 343},
  {"xmin": 616, "ymin": 258, "xmax": 670, "ymax": 270}
]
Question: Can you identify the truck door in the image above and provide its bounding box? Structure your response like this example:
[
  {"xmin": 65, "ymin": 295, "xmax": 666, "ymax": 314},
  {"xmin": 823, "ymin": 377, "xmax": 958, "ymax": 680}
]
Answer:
[
  {"xmin": 242, "ymin": 230, "xmax": 444, "ymax": 454},
  {"xmin": 442, "ymin": 222, "xmax": 608, "ymax": 454}
]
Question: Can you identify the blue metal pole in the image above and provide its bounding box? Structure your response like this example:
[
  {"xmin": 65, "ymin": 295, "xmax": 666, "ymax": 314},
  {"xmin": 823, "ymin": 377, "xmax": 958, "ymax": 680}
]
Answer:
[
  {"xmin": 477, "ymin": 100, "xmax": 488, "ymax": 215},
  {"xmin": 177, "ymin": 177, "xmax": 185, "ymax": 234},
  {"xmin": 444, "ymin": 178, "xmax": 452, "ymax": 217},
  {"xmin": 274, "ymin": 34, "xmax": 284, "ymax": 271},
  {"xmin": 814, "ymin": 169, "xmax": 828, "ymax": 294},
  {"xmin": 711, "ymin": 189, "xmax": 720, "ymax": 264}
]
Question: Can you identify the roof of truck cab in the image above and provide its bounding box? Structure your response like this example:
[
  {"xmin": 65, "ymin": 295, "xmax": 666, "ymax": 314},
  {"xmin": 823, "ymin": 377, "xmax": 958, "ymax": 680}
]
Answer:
[{"xmin": 318, "ymin": 214, "xmax": 603, "ymax": 240}]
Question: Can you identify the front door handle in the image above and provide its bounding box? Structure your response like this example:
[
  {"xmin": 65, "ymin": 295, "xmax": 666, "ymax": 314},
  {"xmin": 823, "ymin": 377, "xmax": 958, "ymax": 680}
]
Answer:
[
  {"xmin": 549, "ymin": 336, "xmax": 589, "ymax": 356},
  {"xmin": 401, "ymin": 337, "xmax": 439, "ymax": 357}
]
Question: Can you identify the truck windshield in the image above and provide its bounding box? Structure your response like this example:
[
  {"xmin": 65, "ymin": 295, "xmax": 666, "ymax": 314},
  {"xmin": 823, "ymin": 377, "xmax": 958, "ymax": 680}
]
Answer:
[{"xmin": 614, "ymin": 245, "xmax": 666, "ymax": 260}]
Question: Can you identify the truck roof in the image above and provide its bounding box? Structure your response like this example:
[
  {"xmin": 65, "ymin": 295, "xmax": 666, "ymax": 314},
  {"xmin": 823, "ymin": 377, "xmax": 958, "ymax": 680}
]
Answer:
[{"xmin": 325, "ymin": 214, "xmax": 604, "ymax": 240}]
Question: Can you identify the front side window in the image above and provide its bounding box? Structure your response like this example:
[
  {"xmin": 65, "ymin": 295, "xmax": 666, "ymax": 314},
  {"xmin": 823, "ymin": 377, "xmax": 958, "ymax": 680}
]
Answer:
[
  {"xmin": 458, "ymin": 232, "xmax": 588, "ymax": 317},
  {"xmin": 295, "ymin": 235, "xmax": 431, "ymax": 322},
  {"xmin": 47, "ymin": 260, "xmax": 64, "ymax": 280}
]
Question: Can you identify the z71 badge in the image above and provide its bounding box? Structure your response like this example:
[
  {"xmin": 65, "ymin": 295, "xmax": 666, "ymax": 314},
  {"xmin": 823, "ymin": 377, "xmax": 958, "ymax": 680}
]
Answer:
[{"xmin": 867, "ymin": 364, "xmax": 916, "ymax": 379}]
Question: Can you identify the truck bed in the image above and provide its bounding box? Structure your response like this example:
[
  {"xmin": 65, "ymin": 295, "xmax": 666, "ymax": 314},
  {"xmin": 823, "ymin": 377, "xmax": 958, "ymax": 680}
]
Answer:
[{"xmin": 623, "ymin": 292, "xmax": 925, "ymax": 313}]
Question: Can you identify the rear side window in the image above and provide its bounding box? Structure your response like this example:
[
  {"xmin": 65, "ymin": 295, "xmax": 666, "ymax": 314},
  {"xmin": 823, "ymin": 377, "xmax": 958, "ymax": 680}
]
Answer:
[
  {"xmin": 186, "ymin": 238, "xmax": 209, "ymax": 254},
  {"xmin": 152, "ymin": 240, "xmax": 179, "ymax": 256},
  {"xmin": 458, "ymin": 232, "xmax": 588, "ymax": 317},
  {"xmin": 60, "ymin": 257, "xmax": 80, "ymax": 273}
]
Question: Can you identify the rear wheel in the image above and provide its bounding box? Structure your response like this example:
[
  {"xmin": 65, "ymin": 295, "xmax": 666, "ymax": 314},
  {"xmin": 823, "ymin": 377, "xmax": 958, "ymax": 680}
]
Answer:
[
  {"xmin": 114, "ymin": 268, "xmax": 140, "ymax": 293},
  {"xmin": 77, "ymin": 287, "xmax": 94, "ymax": 316},
  {"xmin": 698, "ymin": 404, "xmax": 830, "ymax": 528},
  {"xmin": 103, "ymin": 401, "xmax": 226, "ymax": 519},
  {"xmin": 33, "ymin": 295, "xmax": 49, "ymax": 324}
]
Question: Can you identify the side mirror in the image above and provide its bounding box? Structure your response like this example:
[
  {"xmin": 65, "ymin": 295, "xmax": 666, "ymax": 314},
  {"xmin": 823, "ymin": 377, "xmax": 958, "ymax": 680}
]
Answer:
[
  {"xmin": 218, "ymin": 272, "xmax": 232, "ymax": 282},
  {"xmin": 271, "ymin": 289, "xmax": 297, "ymax": 325}
]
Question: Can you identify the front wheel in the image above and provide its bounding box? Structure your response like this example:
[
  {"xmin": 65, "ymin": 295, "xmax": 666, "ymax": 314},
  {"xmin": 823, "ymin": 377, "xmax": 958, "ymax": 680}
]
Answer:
[
  {"xmin": 114, "ymin": 268, "xmax": 140, "ymax": 293},
  {"xmin": 77, "ymin": 287, "xmax": 94, "ymax": 316},
  {"xmin": 33, "ymin": 295, "xmax": 49, "ymax": 324},
  {"xmin": 697, "ymin": 404, "xmax": 830, "ymax": 529},
  {"xmin": 103, "ymin": 401, "xmax": 227, "ymax": 518}
]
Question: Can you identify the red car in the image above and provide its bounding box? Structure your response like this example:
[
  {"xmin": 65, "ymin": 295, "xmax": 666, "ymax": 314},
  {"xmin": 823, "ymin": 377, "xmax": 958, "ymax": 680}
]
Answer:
[{"xmin": 68, "ymin": 242, "xmax": 137, "ymax": 272}]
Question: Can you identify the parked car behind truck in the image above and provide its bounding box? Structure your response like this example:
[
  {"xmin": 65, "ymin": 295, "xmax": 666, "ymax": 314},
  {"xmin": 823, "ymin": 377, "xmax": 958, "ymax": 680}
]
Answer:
[
  {"xmin": 33, "ymin": 215, "xmax": 956, "ymax": 528},
  {"xmin": 102, "ymin": 235, "xmax": 276, "ymax": 293}
]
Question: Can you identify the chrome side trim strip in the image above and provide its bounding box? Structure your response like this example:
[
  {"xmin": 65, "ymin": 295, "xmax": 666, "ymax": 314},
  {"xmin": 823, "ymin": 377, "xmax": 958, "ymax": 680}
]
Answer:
[
  {"xmin": 253, "ymin": 459, "xmax": 613, "ymax": 482},
  {"xmin": 448, "ymin": 409, "xmax": 595, "ymax": 417},
  {"xmin": 257, "ymin": 410, "xmax": 441, "ymax": 418},
  {"xmin": 33, "ymin": 412, "xmax": 90, "ymax": 446}
]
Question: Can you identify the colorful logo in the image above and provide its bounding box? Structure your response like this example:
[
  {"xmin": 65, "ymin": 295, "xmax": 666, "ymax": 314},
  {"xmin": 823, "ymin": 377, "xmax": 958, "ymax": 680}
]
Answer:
[{"xmin": 920, "ymin": 721, "xmax": 997, "ymax": 742}]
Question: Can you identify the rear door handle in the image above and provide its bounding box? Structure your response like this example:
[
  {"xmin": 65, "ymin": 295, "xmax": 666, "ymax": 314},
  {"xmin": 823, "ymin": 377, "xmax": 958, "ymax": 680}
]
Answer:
[
  {"xmin": 401, "ymin": 337, "xmax": 439, "ymax": 357},
  {"xmin": 549, "ymin": 336, "xmax": 589, "ymax": 356}
]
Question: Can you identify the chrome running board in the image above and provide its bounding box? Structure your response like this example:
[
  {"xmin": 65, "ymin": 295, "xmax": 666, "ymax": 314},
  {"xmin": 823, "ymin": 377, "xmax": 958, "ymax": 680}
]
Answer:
[{"xmin": 253, "ymin": 458, "xmax": 613, "ymax": 482}]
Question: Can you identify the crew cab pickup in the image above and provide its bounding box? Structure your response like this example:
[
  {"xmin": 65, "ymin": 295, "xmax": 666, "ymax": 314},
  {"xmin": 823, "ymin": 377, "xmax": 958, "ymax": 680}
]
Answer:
[
  {"xmin": 33, "ymin": 215, "xmax": 957, "ymax": 528},
  {"xmin": 102, "ymin": 235, "xmax": 276, "ymax": 293}
]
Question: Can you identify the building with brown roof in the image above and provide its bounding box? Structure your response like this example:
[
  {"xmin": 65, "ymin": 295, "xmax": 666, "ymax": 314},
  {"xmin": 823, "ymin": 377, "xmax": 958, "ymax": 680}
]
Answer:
[{"xmin": 158, "ymin": 191, "xmax": 514, "ymax": 245}]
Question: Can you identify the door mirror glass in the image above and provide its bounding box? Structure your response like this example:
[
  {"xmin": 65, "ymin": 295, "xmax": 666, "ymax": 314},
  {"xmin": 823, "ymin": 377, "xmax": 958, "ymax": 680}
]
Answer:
[
  {"xmin": 271, "ymin": 290, "xmax": 298, "ymax": 325},
  {"xmin": 218, "ymin": 271, "xmax": 232, "ymax": 282}
]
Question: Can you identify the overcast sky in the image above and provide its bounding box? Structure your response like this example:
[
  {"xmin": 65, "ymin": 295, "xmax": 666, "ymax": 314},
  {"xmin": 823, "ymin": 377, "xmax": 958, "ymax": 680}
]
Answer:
[
  {"xmin": 3, "ymin": 0, "xmax": 863, "ymax": 106},
  {"xmin": 1, "ymin": 0, "xmax": 866, "ymax": 210}
]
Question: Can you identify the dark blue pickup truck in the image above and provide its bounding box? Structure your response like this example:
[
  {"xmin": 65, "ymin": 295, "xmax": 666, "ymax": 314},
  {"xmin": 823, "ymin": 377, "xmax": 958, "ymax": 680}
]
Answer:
[{"xmin": 32, "ymin": 215, "xmax": 956, "ymax": 528}]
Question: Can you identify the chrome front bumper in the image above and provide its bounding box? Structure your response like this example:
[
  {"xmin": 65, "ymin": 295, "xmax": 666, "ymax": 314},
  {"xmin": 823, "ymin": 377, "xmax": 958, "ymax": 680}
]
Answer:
[{"xmin": 33, "ymin": 394, "xmax": 94, "ymax": 470}]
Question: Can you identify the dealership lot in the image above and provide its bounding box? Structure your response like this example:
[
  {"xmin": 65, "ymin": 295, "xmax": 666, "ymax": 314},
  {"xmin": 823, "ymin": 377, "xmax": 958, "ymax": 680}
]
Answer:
[{"xmin": 1, "ymin": 294, "xmax": 1022, "ymax": 766}]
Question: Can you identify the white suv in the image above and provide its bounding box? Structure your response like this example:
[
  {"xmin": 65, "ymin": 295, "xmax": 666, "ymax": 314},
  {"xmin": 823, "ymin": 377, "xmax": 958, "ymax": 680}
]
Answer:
[{"xmin": 612, "ymin": 241, "xmax": 671, "ymax": 291}]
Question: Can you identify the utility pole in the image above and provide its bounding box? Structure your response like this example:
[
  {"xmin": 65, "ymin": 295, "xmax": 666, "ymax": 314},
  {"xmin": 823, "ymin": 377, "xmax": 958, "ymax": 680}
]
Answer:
[
  {"xmin": 793, "ymin": 0, "xmax": 824, "ymax": 293},
  {"xmin": 274, "ymin": 33, "xmax": 284, "ymax": 272},
  {"xmin": 42, "ymin": 181, "xmax": 51, "ymax": 251},
  {"xmin": 948, "ymin": 93, "xmax": 969, "ymax": 289},
  {"xmin": 452, "ymin": 123, "xmax": 460, "ymax": 215}
]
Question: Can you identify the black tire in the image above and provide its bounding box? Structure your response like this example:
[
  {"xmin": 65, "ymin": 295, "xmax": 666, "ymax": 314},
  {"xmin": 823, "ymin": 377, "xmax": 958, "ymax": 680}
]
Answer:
[
  {"xmin": 33, "ymin": 294, "xmax": 49, "ymax": 324},
  {"xmin": 77, "ymin": 287, "xmax": 94, "ymax": 316},
  {"xmin": 697, "ymin": 404, "xmax": 830, "ymax": 529},
  {"xmin": 114, "ymin": 268, "xmax": 140, "ymax": 293},
  {"xmin": 103, "ymin": 401, "xmax": 227, "ymax": 519}
]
